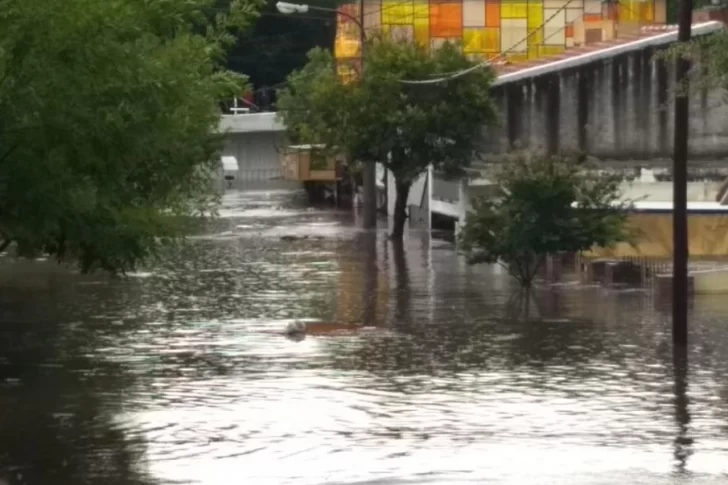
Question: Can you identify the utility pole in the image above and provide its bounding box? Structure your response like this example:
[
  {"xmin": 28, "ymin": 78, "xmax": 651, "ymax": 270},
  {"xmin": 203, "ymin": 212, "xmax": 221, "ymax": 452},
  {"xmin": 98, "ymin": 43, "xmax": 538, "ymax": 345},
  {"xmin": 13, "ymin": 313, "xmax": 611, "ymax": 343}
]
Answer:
[
  {"xmin": 359, "ymin": 0, "xmax": 378, "ymax": 229},
  {"xmin": 672, "ymin": 0, "xmax": 693, "ymax": 346}
]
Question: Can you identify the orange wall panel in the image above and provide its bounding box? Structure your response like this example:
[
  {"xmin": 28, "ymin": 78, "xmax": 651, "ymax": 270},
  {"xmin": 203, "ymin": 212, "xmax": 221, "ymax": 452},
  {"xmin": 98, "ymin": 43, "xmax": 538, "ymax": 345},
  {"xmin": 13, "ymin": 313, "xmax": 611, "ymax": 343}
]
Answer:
[
  {"xmin": 485, "ymin": 0, "xmax": 500, "ymax": 27},
  {"xmin": 430, "ymin": 3, "xmax": 464, "ymax": 37}
]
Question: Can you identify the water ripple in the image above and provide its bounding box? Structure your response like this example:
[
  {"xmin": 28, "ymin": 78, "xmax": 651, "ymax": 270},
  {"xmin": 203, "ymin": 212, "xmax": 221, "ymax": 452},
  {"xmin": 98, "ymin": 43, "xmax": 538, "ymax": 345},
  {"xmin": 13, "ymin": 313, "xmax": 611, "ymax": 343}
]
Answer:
[{"xmin": 2, "ymin": 190, "xmax": 728, "ymax": 485}]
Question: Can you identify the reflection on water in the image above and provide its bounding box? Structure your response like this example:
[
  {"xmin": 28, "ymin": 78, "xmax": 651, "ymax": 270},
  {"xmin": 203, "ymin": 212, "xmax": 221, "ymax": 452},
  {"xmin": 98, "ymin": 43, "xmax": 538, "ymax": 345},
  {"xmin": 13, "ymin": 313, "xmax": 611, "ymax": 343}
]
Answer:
[{"xmin": 2, "ymin": 189, "xmax": 728, "ymax": 485}]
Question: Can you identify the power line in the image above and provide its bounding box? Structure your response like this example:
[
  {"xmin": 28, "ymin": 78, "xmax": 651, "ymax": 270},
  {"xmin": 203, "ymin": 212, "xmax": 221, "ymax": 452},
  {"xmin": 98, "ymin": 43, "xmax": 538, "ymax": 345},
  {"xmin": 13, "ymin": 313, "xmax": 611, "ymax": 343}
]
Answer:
[
  {"xmin": 269, "ymin": 1, "xmax": 581, "ymax": 88},
  {"xmin": 395, "ymin": 0, "xmax": 656, "ymax": 84},
  {"xmin": 398, "ymin": 0, "xmax": 582, "ymax": 84},
  {"xmin": 256, "ymin": 0, "xmax": 650, "ymax": 90}
]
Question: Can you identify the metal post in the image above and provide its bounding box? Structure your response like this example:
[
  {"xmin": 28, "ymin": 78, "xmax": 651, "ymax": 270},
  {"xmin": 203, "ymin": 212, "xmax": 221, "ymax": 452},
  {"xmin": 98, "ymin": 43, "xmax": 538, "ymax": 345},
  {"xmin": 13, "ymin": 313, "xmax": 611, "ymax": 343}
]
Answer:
[{"xmin": 672, "ymin": 0, "xmax": 692, "ymax": 346}]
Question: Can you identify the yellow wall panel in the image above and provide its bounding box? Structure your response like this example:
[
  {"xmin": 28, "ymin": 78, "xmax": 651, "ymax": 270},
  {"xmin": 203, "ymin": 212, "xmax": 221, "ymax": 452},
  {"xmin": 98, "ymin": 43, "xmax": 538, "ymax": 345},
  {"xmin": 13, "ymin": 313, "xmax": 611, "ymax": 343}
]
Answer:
[
  {"xmin": 527, "ymin": 28, "xmax": 544, "ymax": 47},
  {"xmin": 539, "ymin": 44, "xmax": 565, "ymax": 56},
  {"xmin": 464, "ymin": 26, "xmax": 500, "ymax": 53},
  {"xmin": 336, "ymin": 0, "xmax": 667, "ymax": 65},
  {"xmin": 527, "ymin": 2, "xmax": 544, "ymax": 28},
  {"xmin": 640, "ymin": 1, "xmax": 654, "ymax": 22},
  {"xmin": 413, "ymin": 0, "xmax": 429, "ymax": 19},
  {"xmin": 414, "ymin": 23, "xmax": 430, "ymax": 46},
  {"xmin": 335, "ymin": 36, "xmax": 361, "ymax": 59},
  {"xmin": 501, "ymin": 2, "xmax": 528, "ymax": 18},
  {"xmin": 483, "ymin": 27, "xmax": 500, "ymax": 52},
  {"xmin": 463, "ymin": 28, "xmax": 486, "ymax": 52},
  {"xmin": 618, "ymin": 0, "xmax": 639, "ymax": 22},
  {"xmin": 382, "ymin": 1, "xmax": 414, "ymax": 24}
]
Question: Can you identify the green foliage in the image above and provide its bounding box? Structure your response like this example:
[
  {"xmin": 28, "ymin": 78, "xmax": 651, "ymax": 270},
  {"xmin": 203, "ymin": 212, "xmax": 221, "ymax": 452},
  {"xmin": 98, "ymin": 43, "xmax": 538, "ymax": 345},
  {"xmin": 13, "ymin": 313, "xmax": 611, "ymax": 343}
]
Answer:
[
  {"xmin": 459, "ymin": 153, "xmax": 634, "ymax": 288},
  {"xmin": 279, "ymin": 37, "xmax": 496, "ymax": 180},
  {"xmin": 277, "ymin": 35, "xmax": 496, "ymax": 239},
  {"xmin": 659, "ymin": 30, "xmax": 728, "ymax": 95},
  {"xmin": 362, "ymin": 36, "xmax": 497, "ymax": 181},
  {"xmin": 0, "ymin": 0, "xmax": 259, "ymax": 273},
  {"xmin": 277, "ymin": 48, "xmax": 349, "ymax": 148}
]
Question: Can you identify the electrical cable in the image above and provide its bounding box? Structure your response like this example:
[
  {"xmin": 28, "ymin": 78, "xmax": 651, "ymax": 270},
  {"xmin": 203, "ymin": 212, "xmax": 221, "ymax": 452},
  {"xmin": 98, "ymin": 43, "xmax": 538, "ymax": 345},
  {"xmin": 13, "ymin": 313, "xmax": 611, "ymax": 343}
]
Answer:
[
  {"xmin": 398, "ymin": 0, "xmax": 581, "ymax": 84},
  {"xmin": 265, "ymin": 0, "xmax": 577, "ymax": 89},
  {"xmin": 244, "ymin": 0, "xmax": 650, "ymax": 92},
  {"xmin": 403, "ymin": 0, "xmax": 662, "ymax": 84}
]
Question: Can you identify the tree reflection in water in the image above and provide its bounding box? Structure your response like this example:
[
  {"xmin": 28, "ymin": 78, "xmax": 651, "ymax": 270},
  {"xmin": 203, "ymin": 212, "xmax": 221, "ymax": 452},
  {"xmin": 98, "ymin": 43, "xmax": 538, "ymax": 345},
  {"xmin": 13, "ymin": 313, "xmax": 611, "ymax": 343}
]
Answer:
[
  {"xmin": 391, "ymin": 240, "xmax": 411, "ymax": 329},
  {"xmin": 361, "ymin": 231, "xmax": 378, "ymax": 327},
  {"xmin": 0, "ymin": 268, "xmax": 153, "ymax": 485}
]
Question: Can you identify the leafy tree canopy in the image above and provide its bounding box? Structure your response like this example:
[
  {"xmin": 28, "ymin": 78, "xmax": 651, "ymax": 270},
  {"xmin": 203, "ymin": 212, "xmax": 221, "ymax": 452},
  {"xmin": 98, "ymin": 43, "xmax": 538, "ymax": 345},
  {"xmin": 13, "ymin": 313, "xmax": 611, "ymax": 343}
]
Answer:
[
  {"xmin": 0, "ymin": 0, "xmax": 260, "ymax": 273},
  {"xmin": 277, "ymin": 35, "xmax": 496, "ymax": 239},
  {"xmin": 659, "ymin": 27, "xmax": 728, "ymax": 96},
  {"xmin": 459, "ymin": 153, "xmax": 635, "ymax": 288}
]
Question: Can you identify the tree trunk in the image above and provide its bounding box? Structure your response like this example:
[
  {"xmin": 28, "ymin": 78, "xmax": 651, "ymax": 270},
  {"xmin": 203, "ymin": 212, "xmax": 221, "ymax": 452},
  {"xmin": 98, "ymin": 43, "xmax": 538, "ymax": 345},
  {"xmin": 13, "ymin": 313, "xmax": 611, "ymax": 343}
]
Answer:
[
  {"xmin": 390, "ymin": 180, "xmax": 411, "ymax": 241},
  {"xmin": 361, "ymin": 162, "xmax": 378, "ymax": 229},
  {"xmin": 362, "ymin": 231, "xmax": 378, "ymax": 326}
]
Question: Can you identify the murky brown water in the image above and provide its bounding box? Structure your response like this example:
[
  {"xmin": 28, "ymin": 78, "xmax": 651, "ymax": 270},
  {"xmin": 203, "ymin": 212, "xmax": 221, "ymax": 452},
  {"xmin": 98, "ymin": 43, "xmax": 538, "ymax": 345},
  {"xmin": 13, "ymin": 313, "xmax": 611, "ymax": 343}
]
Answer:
[{"xmin": 2, "ymin": 189, "xmax": 728, "ymax": 485}]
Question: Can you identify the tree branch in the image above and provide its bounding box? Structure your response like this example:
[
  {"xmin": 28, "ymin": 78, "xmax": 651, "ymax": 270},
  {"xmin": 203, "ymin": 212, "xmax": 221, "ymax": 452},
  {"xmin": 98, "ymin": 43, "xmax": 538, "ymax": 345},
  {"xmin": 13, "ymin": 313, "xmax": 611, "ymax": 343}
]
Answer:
[
  {"xmin": 0, "ymin": 238, "xmax": 11, "ymax": 254},
  {"xmin": 0, "ymin": 144, "xmax": 19, "ymax": 164},
  {"xmin": 510, "ymin": 254, "xmax": 528, "ymax": 287}
]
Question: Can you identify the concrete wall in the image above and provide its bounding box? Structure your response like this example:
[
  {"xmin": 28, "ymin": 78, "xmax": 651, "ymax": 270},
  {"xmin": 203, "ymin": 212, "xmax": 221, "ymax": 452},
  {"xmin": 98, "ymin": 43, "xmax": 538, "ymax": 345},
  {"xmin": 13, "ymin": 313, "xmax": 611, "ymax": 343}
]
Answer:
[
  {"xmin": 486, "ymin": 22, "xmax": 728, "ymax": 160},
  {"xmin": 221, "ymin": 131, "xmax": 299, "ymax": 191},
  {"xmin": 432, "ymin": 175, "xmax": 460, "ymax": 202},
  {"xmin": 621, "ymin": 181, "xmax": 722, "ymax": 202},
  {"xmin": 220, "ymin": 113, "xmax": 283, "ymax": 133}
]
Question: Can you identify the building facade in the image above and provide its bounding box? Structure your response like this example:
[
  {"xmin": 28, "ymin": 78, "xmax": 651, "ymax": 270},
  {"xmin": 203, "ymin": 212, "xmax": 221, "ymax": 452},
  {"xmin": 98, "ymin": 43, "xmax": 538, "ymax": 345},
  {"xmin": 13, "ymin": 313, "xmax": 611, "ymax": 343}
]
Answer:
[{"xmin": 335, "ymin": 0, "xmax": 670, "ymax": 75}]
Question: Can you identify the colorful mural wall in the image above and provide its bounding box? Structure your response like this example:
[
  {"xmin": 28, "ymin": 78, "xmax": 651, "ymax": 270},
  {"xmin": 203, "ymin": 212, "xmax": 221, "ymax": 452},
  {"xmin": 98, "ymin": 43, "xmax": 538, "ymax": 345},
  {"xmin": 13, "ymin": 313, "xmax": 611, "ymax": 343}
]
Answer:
[{"xmin": 335, "ymin": 0, "xmax": 668, "ymax": 72}]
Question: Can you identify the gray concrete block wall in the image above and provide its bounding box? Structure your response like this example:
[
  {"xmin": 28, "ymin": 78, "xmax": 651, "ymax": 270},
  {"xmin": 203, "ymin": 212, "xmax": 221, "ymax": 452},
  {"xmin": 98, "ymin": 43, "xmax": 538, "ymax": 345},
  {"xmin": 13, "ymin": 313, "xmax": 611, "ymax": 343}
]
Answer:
[
  {"xmin": 221, "ymin": 131, "xmax": 300, "ymax": 190},
  {"xmin": 431, "ymin": 175, "xmax": 460, "ymax": 202},
  {"xmin": 491, "ymin": 47, "xmax": 728, "ymax": 161}
]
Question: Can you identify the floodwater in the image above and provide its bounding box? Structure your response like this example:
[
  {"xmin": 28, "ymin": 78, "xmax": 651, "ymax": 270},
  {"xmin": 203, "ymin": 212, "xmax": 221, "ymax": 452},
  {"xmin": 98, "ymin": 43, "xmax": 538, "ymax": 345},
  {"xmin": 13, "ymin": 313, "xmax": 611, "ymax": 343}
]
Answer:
[{"xmin": 2, "ymin": 189, "xmax": 728, "ymax": 485}]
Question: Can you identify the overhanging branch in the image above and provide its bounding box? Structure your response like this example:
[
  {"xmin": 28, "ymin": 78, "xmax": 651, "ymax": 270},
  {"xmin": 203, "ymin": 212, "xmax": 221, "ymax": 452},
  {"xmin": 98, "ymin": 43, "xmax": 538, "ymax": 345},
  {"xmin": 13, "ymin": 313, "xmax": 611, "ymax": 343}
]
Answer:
[{"xmin": 0, "ymin": 144, "xmax": 19, "ymax": 164}]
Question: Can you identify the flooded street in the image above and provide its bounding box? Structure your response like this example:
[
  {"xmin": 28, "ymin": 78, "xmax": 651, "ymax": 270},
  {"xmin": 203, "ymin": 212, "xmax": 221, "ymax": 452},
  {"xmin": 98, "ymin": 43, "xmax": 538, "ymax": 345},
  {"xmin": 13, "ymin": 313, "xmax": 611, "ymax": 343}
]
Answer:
[{"xmin": 2, "ymin": 189, "xmax": 728, "ymax": 485}]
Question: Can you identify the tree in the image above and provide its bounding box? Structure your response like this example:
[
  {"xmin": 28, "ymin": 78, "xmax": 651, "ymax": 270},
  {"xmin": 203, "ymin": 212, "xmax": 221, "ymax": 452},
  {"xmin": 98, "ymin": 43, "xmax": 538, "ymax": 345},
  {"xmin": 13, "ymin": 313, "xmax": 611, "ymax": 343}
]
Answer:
[
  {"xmin": 226, "ymin": 0, "xmax": 338, "ymax": 90},
  {"xmin": 0, "ymin": 0, "xmax": 260, "ymax": 273},
  {"xmin": 277, "ymin": 36, "xmax": 496, "ymax": 241},
  {"xmin": 656, "ymin": 26, "xmax": 728, "ymax": 100},
  {"xmin": 459, "ymin": 152, "xmax": 634, "ymax": 289}
]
